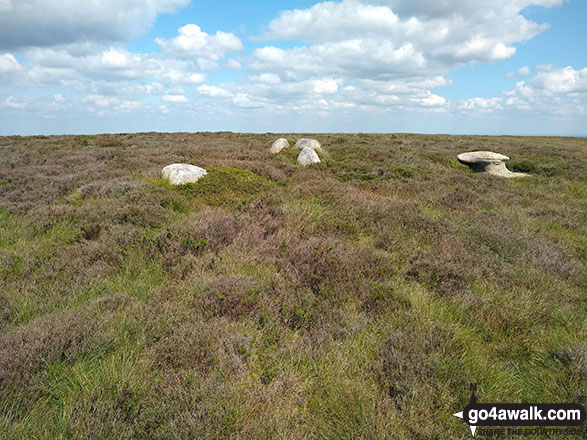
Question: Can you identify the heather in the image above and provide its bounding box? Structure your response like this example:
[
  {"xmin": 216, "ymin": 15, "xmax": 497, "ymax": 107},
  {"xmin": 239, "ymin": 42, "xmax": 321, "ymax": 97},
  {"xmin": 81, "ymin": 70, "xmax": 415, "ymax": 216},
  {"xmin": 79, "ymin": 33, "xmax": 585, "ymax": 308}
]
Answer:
[{"xmin": 0, "ymin": 132, "xmax": 585, "ymax": 439}]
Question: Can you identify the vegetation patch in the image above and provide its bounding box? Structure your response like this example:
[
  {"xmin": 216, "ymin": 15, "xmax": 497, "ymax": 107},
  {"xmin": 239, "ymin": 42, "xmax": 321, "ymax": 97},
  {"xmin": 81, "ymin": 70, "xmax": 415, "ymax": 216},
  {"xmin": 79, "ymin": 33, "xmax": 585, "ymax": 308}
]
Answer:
[
  {"xmin": 325, "ymin": 161, "xmax": 414, "ymax": 181},
  {"xmin": 178, "ymin": 167, "xmax": 278, "ymax": 208},
  {"xmin": 0, "ymin": 132, "xmax": 585, "ymax": 438}
]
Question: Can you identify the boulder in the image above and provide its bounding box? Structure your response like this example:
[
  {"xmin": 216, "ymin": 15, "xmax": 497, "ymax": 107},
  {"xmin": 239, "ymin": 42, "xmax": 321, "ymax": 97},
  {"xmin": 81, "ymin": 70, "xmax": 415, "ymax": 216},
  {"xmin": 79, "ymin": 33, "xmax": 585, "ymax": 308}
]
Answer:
[
  {"xmin": 270, "ymin": 138, "xmax": 289, "ymax": 154},
  {"xmin": 294, "ymin": 138, "xmax": 322, "ymax": 152},
  {"xmin": 297, "ymin": 146, "xmax": 321, "ymax": 166},
  {"xmin": 161, "ymin": 163, "xmax": 208, "ymax": 185},
  {"xmin": 457, "ymin": 151, "xmax": 528, "ymax": 178}
]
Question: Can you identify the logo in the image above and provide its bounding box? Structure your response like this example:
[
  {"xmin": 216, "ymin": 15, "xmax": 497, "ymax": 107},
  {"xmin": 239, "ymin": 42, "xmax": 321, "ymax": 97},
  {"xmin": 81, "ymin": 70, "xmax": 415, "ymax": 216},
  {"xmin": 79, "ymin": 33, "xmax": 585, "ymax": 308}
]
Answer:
[{"xmin": 453, "ymin": 385, "xmax": 586, "ymax": 437}]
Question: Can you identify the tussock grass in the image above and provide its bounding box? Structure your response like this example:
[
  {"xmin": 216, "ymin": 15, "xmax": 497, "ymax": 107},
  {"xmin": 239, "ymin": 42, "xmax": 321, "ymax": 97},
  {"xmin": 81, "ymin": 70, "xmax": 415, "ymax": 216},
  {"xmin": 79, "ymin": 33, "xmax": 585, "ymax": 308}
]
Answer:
[{"xmin": 0, "ymin": 132, "xmax": 585, "ymax": 438}]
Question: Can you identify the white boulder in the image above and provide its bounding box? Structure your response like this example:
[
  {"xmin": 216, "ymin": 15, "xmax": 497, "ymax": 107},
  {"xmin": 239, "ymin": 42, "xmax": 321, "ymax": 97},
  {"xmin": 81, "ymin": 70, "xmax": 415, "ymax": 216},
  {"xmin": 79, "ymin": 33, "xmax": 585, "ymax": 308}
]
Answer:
[
  {"xmin": 162, "ymin": 163, "xmax": 208, "ymax": 185},
  {"xmin": 457, "ymin": 151, "xmax": 528, "ymax": 178},
  {"xmin": 294, "ymin": 138, "xmax": 322, "ymax": 152},
  {"xmin": 297, "ymin": 146, "xmax": 321, "ymax": 166},
  {"xmin": 270, "ymin": 138, "xmax": 289, "ymax": 154}
]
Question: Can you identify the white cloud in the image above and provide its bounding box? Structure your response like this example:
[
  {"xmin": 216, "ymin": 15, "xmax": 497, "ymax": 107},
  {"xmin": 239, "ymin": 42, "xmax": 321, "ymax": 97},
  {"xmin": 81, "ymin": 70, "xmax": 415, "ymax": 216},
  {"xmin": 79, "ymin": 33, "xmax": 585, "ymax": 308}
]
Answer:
[
  {"xmin": 506, "ymin": 65, "xmax": 531, "ymax": 78},
  {"xmin": 250, "ymin": 40, "xmax": 426, "ymax": 81},
  {"xmin": 235, "ymin": 0, "xmax": 563, "ymax": 116},
  {"xmin": 367, "ymin": 0, "xmax": 566, "ymax": 18},
  {"xmin": 453, "ymin": 41, "xmax": 516, "ymax": 63},
  {"xmin": 162, "ymin": 94, "xmax": 189, "ymax": 103},
  {"xmin": 258, "ymin": 0, "xmax": 552, "ymax": 67},
  {"xmin": 157, "ymin": 69, "xmax": 207, "ymax": 85},
  {"xmin": 250, "ymin": 73, "xmax": 282, "ymax": 85},
  {"xmin": 197, "ymin": 85, "xmax": 233, "ymax": 98},
  {"xmin": 421, "ymin": 91, "xmax": 447, "ymax": 106},
  {"xmin": 0, "ymin": 0, "xmax": 189, "ymax": 50},
  {"xmin": 498, "ymin": 66, "xmax": 587, "ymax": 115},
  {"xmin": 82, "ymin": 94, "xmax": 120, "ymax": 107},
  {"xmin": 225, "ymin": 59, "xmax": 242, "ymax": 71},
  {"xmin": 232, "ymin": 93, "xmax": 266, "ymax": 109},
  {"xmin": 155, "ymin": 24, "xmax": 243, "ymax": 69},
  {"xmin": 1, "ymin": 0, "xmax": 582, "ymax": 134},
  {"xmin": 102, "ymin": 50, "xmax": 130, "ymax": 69},
  {"xmin": 312, "ymin": 79, "xmax": 342, "ymax": 94},
  {"xmin": 0, "ymin": 53, "xmax": 22, "ymax": 74},
  {"xmin": 0, "ymin": 53, "xmax": 23, "ymax": 84},
  {"xmin": 532, "ymin": 66, "xmax": 587, "ymax": 93},
  {"xmin": 459, "ymin": 97, "xmax": 503, "ymax": 112},
  {"xmin": 21, "ymin": 46, "xmax": 209, "ymax": 88},
  {"xmin": 81, "ymin": 94, "xmax": 143, "ymax": 115},
  {"xmin": 1, "ymin": 96, "xmax": 26, "ymax": 109},
  {"xmin": 259, "ymin": 1, "xmax": 402, "ymax": 43}
]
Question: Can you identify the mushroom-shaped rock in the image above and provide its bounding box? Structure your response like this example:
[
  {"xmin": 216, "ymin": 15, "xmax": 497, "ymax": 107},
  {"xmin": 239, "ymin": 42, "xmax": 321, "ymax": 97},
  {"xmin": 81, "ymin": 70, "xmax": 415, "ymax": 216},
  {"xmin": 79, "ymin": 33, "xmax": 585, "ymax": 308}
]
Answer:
[
  {"xmin": 270, "ymin": 138, "xmax": 289, "ymax": 154},
  {"xmin": 457, "ymin": 151, "xmax": 528, "ymax": 178},
  {"xmin": 162, "ymin": 163, "xmax": 208, "ymax": 185},
  {"xmin": 294, "ymin": 138, "xmax": 322, "ymax": 152},
  {"xmin": 297, "ymin": 146, "xmax": 321, "ymax": 166}
]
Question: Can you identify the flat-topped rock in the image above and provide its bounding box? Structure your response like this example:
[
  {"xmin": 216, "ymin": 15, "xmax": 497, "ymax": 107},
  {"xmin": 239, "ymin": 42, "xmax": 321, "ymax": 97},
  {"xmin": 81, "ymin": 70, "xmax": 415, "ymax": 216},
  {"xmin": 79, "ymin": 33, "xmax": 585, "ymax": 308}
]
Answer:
[
  {"xmin": 162, "ymin": 163, "xmax": 207, "ymax": 185},
  {"xmin": 297, "ymin": 146, "xmax": 321, "ymax": 166},
  {"xmin": 457, "ymin": 151, "xmax": 528, "ymax": 178},
  {"xmin": 295, "ymin": 138, "xmax": 322, "ymax": 152},
  {"xmin": 270, "ymin": 138, "xmax": 289, "ymax": 154}
]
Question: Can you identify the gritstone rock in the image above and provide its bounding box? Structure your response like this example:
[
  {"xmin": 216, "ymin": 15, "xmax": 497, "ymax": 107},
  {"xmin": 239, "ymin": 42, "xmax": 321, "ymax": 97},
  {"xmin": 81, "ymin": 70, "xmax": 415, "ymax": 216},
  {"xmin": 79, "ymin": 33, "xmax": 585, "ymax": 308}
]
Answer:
[
  {"xmin": 294, "ymin": 138, "xmax": 322, "ymax": 152},
  {"xmin": 297, "ymin": 146, "xmax": 321, "ymax": 166},
  {"xmin": 457, "ymin": 151, "xmax": 528, "ymax": 178},
  {"xmin": 161, "ymin": 163, "xmax": 208, "ymax": 185},
  {"xmin": 270, "ymin": 138, "xmax": 289, "ymax": 154}
]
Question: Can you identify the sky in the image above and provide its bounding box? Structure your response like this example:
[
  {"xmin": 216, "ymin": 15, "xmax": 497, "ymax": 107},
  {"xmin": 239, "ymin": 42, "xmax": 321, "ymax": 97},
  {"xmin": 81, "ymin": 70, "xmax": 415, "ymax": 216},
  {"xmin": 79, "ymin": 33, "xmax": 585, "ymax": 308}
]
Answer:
[{"xmin": 0, "ymin": 0, "xmax": 586, "ymax": 136}]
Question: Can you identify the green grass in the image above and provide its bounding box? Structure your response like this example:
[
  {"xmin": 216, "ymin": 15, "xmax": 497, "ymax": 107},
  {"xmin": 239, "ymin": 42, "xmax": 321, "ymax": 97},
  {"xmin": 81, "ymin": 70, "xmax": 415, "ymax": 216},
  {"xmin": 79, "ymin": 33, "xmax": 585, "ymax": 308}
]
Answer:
[
  {"xmin": 177, "ymin": 167, "xmax": 278, "ymax": 208},
  {"xmin": 0, "ymin": 132, "xmax": 585, "ymax": 439}
]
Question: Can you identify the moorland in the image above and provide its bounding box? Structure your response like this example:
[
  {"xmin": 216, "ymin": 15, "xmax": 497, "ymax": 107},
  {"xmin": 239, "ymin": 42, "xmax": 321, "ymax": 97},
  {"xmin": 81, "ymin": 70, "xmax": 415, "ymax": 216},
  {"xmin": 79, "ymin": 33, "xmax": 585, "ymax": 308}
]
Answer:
[{"xmin": 0, "ymin": 132, "xmax": 585, "ymax": 439}]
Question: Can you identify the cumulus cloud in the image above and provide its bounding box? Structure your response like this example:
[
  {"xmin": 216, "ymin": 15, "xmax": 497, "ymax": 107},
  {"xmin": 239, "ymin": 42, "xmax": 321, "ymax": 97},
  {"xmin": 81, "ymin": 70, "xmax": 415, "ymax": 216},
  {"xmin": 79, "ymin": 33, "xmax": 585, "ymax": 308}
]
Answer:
[
  {"xmin": 225, "ymin": 59, "xmax": 242, "ymax": 71},
  {"xmin": 0, "ymin": 53, "xmax": 24, "ymax": 84},
  {"xmin": 197, "ymin": 85, "xmax": 233, "ymax": 98},
  {"xmin": 459, "ymin": 97, "xmax": 503, "ymax": 112},
  {"xmin": 155, "ymin": 24, "xmax": 243, "ymax": 69},
  {"xmin": 312, "ymin": 79, "xmax": 342, "ymax": 94},
  {"xmin": 465, "ymin": 64, "xmax": 587, "ymax": 117},
  {"xmin": 1, "ymin": 0, "xmax": 582, "ymax": 131},
  {"xmin": 0, "ymin": 0, "xmax": 189, "ymax": 51},
  {"xmin": 501, "ymin": 66, "xmax": 587, "ymax": 112},
  {"xmin": 259, "ymin": 0, "xmax": 552, "ymax": 67},
  {"xmin": 506, "ymin": 65, "xmax": 531, "ymax": 78},
  {"xmin": 532, "ymin": 65, "xmax": 587, "ymax": 93},
  {"xmin": 232, "ymin": 93, "xmax": 267, "ymax": 109},
  {"xmin": 421, "ymin": 91, "xmax": 447, "ymax": 106},
  {"xmin": 235, "ymin": 0, "xmax": 565, "ymax": 115},
  {"xmin": 365, "ymin": 0, "xmax": 566, "ymax": 18},
  {"xmin": 81, "ymin": 94, "xmax": 143, "ymax": 115},
  {"xmin": 21, "ymin": 46, "xmax": 209, "ymax": 88},
  {"xmin": 162, "ymin": 94, "xmax": 189, "ymax": 103},
  {"xmin": 0, "ymin": 53, "xmax": 22, "ymax": 74},
  {"xmin": 250, "ymin": 40, "xmax": 426, "ymax": 81}
]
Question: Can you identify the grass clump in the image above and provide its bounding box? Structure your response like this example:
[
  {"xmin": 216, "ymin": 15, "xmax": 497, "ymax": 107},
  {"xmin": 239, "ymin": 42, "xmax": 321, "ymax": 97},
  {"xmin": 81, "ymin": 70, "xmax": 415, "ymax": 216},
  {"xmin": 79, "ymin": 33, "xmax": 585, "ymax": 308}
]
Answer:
[{"xmin": 178, "ymin": 167, "xmax": 278, "ymax": 208}]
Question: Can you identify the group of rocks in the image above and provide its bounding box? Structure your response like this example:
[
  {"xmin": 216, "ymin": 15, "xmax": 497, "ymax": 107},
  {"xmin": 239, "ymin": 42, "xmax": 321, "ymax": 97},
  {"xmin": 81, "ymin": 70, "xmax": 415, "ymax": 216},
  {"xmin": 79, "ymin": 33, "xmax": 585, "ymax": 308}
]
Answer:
[
  {"xmin": 161, "ymin": 138, "xmax": 529, "ymax": 185},
  {"xmin": 270, "ymin": 137, "xmax": 322, "ymax": 166}
]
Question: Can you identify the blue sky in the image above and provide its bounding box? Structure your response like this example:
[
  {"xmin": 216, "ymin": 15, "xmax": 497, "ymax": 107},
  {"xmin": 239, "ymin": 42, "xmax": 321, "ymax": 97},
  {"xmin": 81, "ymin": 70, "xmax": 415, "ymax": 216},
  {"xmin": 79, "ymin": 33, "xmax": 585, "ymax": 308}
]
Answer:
[{"xmin": 1, "ymin": 0, "xmax": 586, "ymax": 136}]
